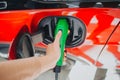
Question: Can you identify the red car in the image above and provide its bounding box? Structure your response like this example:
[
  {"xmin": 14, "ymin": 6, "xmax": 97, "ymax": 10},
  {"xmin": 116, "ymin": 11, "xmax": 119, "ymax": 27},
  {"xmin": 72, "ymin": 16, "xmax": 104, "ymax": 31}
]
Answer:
[{"xmin": 0, "ymin": 0, "xmax": 120, "ymax": 79}]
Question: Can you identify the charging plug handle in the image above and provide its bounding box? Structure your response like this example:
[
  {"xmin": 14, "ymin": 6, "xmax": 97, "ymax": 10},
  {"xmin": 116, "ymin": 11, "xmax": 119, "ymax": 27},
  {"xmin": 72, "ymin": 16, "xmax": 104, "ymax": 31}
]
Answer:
[
  {"xmin": 54, "ymin": 18, "xmax": 69, "ymax": 73},
  {"xmin": 54, "ymin": 18, "xmax": 69, "ymax": 66}
]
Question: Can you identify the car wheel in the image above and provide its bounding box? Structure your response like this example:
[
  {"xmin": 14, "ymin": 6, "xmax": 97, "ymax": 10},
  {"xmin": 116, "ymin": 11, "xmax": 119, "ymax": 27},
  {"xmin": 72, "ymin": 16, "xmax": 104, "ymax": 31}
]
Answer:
[{"xmin": 16, "ymin": 33, "xmax": 34, "ymax": 58}]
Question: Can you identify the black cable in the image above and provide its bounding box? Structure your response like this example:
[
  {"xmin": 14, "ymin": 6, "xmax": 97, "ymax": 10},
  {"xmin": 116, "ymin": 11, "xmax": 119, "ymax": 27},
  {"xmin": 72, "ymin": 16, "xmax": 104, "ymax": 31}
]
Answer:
[
  {"xmin": 55, "ymin": 72, "xmax": 58, "ymax": 80},
  {"xmin": 54, "ymin": 66, "xmax": 61, "ymax": 80}
]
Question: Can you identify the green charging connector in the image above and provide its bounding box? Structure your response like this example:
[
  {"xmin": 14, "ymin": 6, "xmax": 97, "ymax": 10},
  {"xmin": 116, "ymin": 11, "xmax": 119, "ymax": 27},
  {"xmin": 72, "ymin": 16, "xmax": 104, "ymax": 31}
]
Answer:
[
  {"xmin": 54, "ymin": 18, "xmax": 69, "ymax": 66},
  {"xmin": 54, "ymin": 18, "xmax": 69, "ymax": 80}
]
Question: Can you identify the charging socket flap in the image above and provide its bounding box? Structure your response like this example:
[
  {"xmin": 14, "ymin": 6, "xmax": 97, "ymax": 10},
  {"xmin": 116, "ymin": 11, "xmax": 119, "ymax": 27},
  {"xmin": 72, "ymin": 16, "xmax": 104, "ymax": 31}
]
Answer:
[{"xmin": 38, "ymin": 16, "xmax": 86, "ymax": 48}]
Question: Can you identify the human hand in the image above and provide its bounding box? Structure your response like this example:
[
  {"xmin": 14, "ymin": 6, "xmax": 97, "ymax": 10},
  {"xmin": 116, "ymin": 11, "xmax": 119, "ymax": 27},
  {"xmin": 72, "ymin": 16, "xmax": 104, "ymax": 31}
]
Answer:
[{"xmin": 46, "ymin": 31, "xmax": 62, "ymax": 62}]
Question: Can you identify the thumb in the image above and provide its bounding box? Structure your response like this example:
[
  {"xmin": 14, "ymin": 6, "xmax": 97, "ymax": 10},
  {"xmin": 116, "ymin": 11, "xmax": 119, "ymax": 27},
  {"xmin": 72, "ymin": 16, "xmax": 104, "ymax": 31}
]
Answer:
[{"xmin": 54, "ymin": 31, "xmax": 62, "ymax": 45}]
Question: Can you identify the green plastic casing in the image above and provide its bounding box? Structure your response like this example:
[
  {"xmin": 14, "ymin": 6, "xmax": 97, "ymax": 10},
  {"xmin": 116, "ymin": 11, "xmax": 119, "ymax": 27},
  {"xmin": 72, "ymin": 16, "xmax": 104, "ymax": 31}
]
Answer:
[{"xmin": 54, "ymin": 18, "xmax": 69, "ymax": 66}]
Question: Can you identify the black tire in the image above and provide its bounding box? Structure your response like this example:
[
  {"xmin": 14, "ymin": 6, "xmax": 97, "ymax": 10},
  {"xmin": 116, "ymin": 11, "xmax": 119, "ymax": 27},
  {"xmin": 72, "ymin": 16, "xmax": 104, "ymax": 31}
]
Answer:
[{"xmin": 16, "ymin": 33, "xmax": 34, "ymax": 58}]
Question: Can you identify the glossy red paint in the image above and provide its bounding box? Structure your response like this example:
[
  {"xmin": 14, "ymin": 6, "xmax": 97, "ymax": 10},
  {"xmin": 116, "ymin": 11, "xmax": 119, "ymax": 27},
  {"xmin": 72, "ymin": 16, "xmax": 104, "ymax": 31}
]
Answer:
[{"xmin": 0, "ymin": 8, "xmax": 120, "ymax": 68}]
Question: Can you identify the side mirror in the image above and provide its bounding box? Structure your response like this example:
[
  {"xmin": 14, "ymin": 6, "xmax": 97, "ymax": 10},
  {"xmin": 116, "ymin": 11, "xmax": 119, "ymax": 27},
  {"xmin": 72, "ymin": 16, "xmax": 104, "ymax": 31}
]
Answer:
[
  {"xmin": 0, "ymin": 1, "xmax": 7, "ymax": 10},
  {"xmin": 38, "ymin": 16, "xmax": 86, "ymax": 47}
]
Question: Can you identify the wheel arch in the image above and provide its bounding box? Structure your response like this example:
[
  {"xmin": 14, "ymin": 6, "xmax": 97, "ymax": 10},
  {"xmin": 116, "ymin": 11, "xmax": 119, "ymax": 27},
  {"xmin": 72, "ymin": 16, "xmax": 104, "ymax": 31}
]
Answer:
[{"xmin": 8, "ymin": 25, "xmax": 34, "ymax": 59}]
